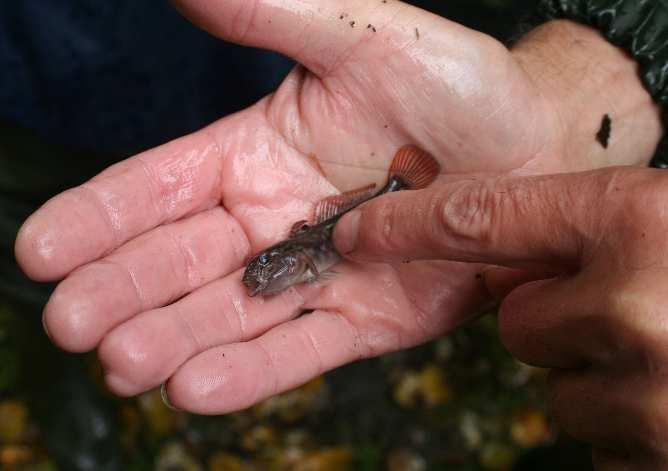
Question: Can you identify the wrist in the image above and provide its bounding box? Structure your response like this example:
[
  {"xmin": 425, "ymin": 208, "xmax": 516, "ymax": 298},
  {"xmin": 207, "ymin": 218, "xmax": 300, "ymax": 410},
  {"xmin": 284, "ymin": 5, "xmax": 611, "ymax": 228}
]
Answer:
[{"xmin": 510, "ymin": 20, "xmax": 663, "ymax": 172}]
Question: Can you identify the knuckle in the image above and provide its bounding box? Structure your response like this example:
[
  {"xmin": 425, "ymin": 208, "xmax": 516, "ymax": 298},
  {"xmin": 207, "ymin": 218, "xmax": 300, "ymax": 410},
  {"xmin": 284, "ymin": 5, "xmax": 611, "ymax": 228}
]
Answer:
[
  {"xmin": 638, "ymin": 393, "xmax": 668, "ymax": 455},
  {"xmin": 600, "ymin": 281, "xmax": 666, "ymax": 359},
  {"xmin": 435, "ymin": 180, "xmax": 499, "ymax": 247}
]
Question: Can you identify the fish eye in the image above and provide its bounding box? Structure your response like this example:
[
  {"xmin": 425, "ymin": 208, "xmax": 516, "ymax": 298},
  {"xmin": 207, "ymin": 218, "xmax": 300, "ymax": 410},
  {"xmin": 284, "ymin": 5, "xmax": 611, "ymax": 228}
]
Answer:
[{"xmin": 258, "ymin": 253, "xmax": 269, "ymax": 265}]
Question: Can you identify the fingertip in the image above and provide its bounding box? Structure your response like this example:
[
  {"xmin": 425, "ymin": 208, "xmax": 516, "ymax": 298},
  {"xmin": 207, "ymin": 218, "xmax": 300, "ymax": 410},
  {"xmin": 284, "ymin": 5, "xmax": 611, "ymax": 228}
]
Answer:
[
  {"xmin": 98, "ymin": 324, "xmax": 158, "ymax": 397},
  {"xmin": 43, "ymin": 287, "xmax": 99, "ymax": 353},
  {"xmin": 164, "ymin": 365, "xmax": 220, "ymax": 415},
  {"xmin": 166, "ymin": 345, "xmax": 262, "ymax": 415},
  {"xmin": 169, "ymin": 0, "xmax": 220, "ymax": 38},
  {"xmin": 14, "ymin": 213, "xmax": 64, "ymax": 282},
  {"xmin": 41, "ymin": 313, "xmax": 52, "ymax": 341},
  {"xmin": 496, "ymin": 280, "xmax": 543, "ymax": 357},
  {"xmin": 333, "ymin": 210, "xmax": 361, "ymax": 256},
  {"xmin": 104, "ymin": 373, "xmax": 139, "ymax": 398}
]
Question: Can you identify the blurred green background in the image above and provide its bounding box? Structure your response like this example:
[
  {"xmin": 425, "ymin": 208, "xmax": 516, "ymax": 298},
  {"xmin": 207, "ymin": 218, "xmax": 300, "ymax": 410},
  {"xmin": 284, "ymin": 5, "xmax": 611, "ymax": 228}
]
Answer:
[{"xmin": 0, "ymin": 0, "xmax": 595, "ymax": 469}]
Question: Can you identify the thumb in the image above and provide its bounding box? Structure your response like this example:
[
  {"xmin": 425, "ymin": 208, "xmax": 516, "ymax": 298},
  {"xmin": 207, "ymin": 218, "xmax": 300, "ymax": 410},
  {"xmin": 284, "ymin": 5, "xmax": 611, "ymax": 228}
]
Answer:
[
  {"xmin": 333, "ymin": 169, "xmax": 627, "ymax": 269},
  {"xmin": 171, "ymin": 0, "xmax": 489, "ymax": 77}
]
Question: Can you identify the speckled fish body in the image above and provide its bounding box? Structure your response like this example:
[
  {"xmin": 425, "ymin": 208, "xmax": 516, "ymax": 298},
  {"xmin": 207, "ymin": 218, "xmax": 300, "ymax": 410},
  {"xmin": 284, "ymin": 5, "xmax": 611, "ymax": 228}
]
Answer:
[{"xmin": 242, "ymin": 146, "xmax": 441, "ymax": 297}]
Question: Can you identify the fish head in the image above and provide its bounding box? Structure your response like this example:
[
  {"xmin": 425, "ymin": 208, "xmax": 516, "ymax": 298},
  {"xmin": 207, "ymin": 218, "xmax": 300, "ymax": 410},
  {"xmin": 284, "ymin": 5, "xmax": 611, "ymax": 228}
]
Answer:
[{"xmin": 242, "ymin": 248, "xmax": 305, "ymax": 297}]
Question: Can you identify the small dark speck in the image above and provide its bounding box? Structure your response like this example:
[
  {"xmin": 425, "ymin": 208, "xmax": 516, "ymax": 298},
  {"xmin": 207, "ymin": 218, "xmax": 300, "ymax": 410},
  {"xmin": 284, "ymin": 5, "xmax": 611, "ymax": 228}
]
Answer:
[
  {"xmin": 596, "ymin": 114, "xmax": 612, "ymax": 149},
  {"xmin": 642, "ymin": 232, "xmax": 647, "ymax": 238},
  {"xmin": 415, "ymin": 27, "xmax": 420, "ymax": 39},
  {"xmin": 222, "ymin": 353, "xmax": 225, "ymax": 357},
  {"xmin": 350, "ymin": 20, "xmax": 355, "ymax": 27},
  {"xmin": 383, "ymin": 124, "xmax": 389, "ymax": 129},
  {"xmin": 371, "ymin": 152, "xmax": 375, "ymax": 156},
  {"xmin": 402, "ymin": 260, "xmax": 411, "ymax": 264},
  {"xmin": 372, "ymin": 26, "xmax": 377, "ymax": 32},
  {"xmin": 382, "ymin": 0, "xmax": 387, "ymax": 3},
  {"xmin": 339, "ymin": 14, "xmax": 345, "ymax": 19},
  {"xmin": 475, "ymin": 273, "xmax": 483, "ymax": 280}
]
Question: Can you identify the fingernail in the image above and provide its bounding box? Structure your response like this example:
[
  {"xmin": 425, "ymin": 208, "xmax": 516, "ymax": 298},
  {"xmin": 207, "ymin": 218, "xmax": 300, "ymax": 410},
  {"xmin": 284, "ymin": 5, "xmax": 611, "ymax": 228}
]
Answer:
[
  {"xmin": 160, "ymin": 382, "xmax": 181, "ymax": 411},
  {"xmin": 335, "ymin": 210, "xmax": 361, "ymax": 254}
]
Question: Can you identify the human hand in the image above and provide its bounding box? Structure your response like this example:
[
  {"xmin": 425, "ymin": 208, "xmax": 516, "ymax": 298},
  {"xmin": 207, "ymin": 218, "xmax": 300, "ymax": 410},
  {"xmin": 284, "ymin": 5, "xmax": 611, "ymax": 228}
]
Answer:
[
  {"xmin": 14, "ymin": 0, "xmax": 661, "ymax": 414},
  {"xmin": 334, "ymin": 167, "xmax": 668, "ymax": 469}
]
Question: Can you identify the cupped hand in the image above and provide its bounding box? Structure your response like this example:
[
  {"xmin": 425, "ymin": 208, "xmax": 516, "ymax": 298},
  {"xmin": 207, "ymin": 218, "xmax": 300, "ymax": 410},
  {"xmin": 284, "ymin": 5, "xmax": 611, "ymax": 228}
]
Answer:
[
  {"xmin": 334, "ymin": 167, "xmax": 668, "ymax": 468},
  {"xmin": 13, "ymin": 0, "xmax": 661, "ymax": 414}
]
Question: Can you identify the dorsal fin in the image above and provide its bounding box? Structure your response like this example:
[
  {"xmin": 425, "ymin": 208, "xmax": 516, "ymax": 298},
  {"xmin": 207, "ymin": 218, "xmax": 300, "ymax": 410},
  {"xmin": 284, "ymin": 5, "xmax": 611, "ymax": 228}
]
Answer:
[
  {"xmin": 389, "ymin": 145, "xmax": 441, "ymax": 189},
  {"xmin": 313, "ymin": 184, "xmax": 376, "ymax": 224}
]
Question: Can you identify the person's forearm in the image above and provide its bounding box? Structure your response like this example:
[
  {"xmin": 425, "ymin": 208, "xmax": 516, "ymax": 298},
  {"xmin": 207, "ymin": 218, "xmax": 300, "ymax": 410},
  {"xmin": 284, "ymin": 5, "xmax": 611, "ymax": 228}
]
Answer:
[{"xmin": 511, "ymin": 20, "xmax": 663, "ymax": 173}]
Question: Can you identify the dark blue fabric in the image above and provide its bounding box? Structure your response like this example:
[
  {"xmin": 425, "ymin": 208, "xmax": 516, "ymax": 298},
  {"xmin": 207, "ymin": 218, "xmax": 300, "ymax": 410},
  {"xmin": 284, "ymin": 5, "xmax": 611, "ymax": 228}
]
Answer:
[{"xmin": 0, "ymin": 1, "xmax": 293, "ymax": 156}]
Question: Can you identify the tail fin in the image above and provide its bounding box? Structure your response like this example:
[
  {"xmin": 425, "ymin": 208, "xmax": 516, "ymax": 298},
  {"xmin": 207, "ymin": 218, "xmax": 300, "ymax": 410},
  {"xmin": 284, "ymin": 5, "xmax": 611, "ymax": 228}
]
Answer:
[{"xmin": 389, "ymin": 145, "xmax": 441, "ymax": 190}]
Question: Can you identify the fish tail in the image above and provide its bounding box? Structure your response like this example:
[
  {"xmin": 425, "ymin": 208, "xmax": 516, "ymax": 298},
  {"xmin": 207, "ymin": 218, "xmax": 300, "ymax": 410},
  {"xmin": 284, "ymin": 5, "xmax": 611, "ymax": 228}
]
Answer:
[{"xmin": 388, "ymin": 145, "xmax": 441, "ymax": 190}]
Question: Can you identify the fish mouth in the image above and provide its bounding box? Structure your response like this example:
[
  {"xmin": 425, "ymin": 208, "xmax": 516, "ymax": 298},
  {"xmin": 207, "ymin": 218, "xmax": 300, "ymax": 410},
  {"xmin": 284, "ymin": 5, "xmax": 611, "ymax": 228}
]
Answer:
[
  {"xmin": 243, "ymin": 278, "xmax": 267, "ymax": 297},
  {"xmin": 249, "ymin": 284, "xmax": 265, "ymax": 297}
]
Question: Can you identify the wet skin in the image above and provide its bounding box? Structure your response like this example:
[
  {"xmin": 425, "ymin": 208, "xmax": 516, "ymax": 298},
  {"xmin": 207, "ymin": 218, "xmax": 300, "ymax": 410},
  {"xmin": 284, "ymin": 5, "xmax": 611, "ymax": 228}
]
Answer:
[{"xmin": 14, "ymin": 0, "xmax": 662, "ymax": 415}]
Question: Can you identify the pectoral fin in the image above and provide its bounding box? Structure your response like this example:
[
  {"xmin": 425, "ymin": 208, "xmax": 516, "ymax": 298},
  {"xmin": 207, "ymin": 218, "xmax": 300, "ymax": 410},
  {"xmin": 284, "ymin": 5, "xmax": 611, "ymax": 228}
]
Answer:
[
  {"xmin": 289, "ymin": 220, "xmax": 310, "ymax": 236},
  {"xmin": 313, "ymin": 270, "xmax": 338, "ymax": 283},
  {"xmin": 297, "ymin": 252, "xmax": 320, "ymax": 282}
]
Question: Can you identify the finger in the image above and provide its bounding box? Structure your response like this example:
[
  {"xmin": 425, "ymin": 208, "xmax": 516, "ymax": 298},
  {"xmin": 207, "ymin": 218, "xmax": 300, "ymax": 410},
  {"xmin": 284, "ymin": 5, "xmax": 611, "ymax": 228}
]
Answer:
[
  {"xmin": 496, "ymin": 271, "xmax": 617, "ymax": 369},
  {"xmin": 171, "ymin": 0, "xmax": 478, "ymax": 77},
  {"xmin": 548, "ymin": 369, "xmax": 668, "ymax": 462},
  {"xmin": 43, "ymin": 207, "xmax": 249, "ymax": 353},
  {"xmin": 162, "ymin": 309, "xmax": 365, "ymax": 414},
  {"xmin": 99, "ymin": 269, "xmax": 310, "ymax": 396},
  {"xmin": 15, "ymin": 128, "xmax": 223, "ymax": 281},
  {"xmin": 548, "ymin": 369, "xmax": 632, "ymax": 455},
  {"xmin": 334, "ymin": 167, "xmax": 651, "ymax": 268}
]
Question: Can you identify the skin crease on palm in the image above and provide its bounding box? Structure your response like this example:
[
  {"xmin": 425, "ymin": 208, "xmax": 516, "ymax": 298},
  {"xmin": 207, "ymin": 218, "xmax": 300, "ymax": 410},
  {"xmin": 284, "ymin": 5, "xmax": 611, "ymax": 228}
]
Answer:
[{"xmin": 13, "ymin": 0, "xmax": 662, "ymax": 415}]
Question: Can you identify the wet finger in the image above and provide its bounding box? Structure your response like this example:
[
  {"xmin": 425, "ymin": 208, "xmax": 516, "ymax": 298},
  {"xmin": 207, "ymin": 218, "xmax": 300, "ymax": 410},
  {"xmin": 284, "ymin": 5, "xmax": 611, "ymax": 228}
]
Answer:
[
  {"xmin": 547, "ymin": 369, "xmax": 652, "ymax": 458},
  {"xmin": 15, "ymin": 128, "xmax": 224, "ymax": 281},
  {"xmin": 99, "ymin": 269, "xmax": 310, "ymax": 396},
  {"xmin": 172, "ymin": 0, "xmax": 472, "ymax": 77},
  {"xmin": 497, "ymin": 271, "xmax": 617, "ymax": 369},
  {"xmin": 43, "ymin": 207, "xmax": 249, "ymax": 352},
  {"xmin": 162, "ymin": 308, "xmax": 365, "ymax": 414}
]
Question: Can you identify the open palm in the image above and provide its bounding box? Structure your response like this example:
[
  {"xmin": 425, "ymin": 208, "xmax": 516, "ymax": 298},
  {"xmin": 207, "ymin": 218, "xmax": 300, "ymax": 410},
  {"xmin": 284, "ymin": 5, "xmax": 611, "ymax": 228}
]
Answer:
[{"xmin": 16, "ymin": 0, "xmax": 558, "ymax": 413}]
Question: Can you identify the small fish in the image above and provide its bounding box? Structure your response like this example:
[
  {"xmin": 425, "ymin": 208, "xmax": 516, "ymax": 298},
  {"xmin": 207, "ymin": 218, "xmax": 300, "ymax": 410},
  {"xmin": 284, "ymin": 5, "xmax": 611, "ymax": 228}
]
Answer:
[{"xmin": 242, "ymin": 145, "xmax": 441, "ymax": 297}]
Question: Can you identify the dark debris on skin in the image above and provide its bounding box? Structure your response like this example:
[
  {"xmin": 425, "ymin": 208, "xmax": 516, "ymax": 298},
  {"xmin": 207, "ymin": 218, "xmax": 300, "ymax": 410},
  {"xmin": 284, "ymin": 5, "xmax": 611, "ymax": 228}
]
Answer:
[{"xmin": 596, "ymin": 114, "xmax": 612, "ymax": 149}]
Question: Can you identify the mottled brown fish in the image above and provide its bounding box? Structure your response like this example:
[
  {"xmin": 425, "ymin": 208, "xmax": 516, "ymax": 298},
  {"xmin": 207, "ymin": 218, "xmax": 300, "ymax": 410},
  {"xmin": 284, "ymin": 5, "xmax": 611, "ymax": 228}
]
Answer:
[{"xmin": 242, "ymin": 145, "xmax": 441, "ymax": 297}]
